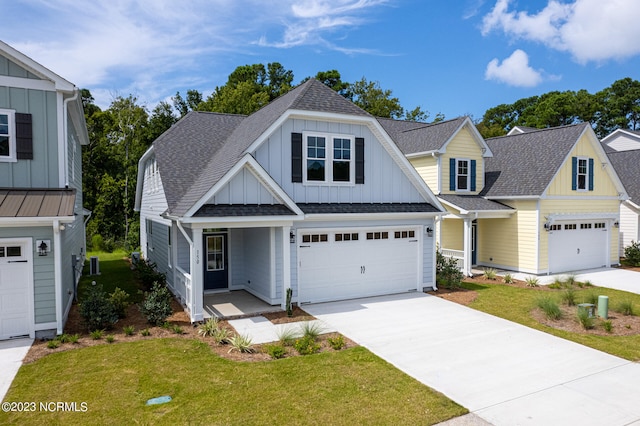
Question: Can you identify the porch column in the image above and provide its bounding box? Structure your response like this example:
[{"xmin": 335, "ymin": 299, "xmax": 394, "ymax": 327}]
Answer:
[
  {"xmin": 191, "ymin": 228, "xmax": 204, "ymax": 321},
  {"xmin": 281, "ymin": 226, "xmax": 291, "ymax": 309},
  {"xmin": 463, "ymin": 218, "xmax": 472, "ymax": 277}
]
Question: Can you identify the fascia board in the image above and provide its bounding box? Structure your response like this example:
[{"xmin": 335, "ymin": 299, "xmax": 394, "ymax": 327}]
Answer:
[
  {"xmin": 134, "ymin": 146, "xmax": 155, "ymax": 211},
  {"xmin": 0, "ymin": 216, "xmax": 75, "ymax": 227},
  {"xmin": 302, "ymin": 211, "xmax": 443, "ymax": 222}
]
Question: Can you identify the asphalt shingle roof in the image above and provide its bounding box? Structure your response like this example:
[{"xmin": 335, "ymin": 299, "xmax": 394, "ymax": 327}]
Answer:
[
  {"xmin": 193, "ymin": 204, "xmax": 295, "ymax": 217},
  {"xmin": 438, "ymin": 195, "xmax": 514, "ymax": 212},
  {"xmin": 377, "ymin": 117, "xmax": 467, "ymax": 155},
  {"xmin": 606, "ymin": 149, "xmax": 640, "ymax": 203},
  {"xmin": 481, "ymin": 123, "xmax": 589, "ymax": 197}
]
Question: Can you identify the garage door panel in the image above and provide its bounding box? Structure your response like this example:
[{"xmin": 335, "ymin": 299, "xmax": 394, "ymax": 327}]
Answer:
[
  {"xmin": 548, "ymin": 222, "xmax": 608, "ymax": 273},
  {"xmin": 0, "ymin": 240, "xmax": 32, "ymax": 340}
]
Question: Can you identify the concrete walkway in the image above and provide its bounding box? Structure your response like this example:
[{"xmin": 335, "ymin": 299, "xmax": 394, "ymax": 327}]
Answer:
[
  {"xmin": 304, "ymin": 293, "xmax": 640, "ymax": 426},
  {"xmin": 510, "ymin": 267, "xmax": 640, "ymax": 291},
  {"xmin": 0, "ymin": 338, "xmax": 32, "ymax": 402}
]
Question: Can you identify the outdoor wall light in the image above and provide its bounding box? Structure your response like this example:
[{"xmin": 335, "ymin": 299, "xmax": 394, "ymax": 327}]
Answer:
[
  {"xmin": 613, "ymin": 221, "xmax": 620, "ymax": 228},
  {"xmin": 544, "ymin": 222, "xmax": 550, "ymax": 231},
  {"xmin": 425, "ymin": 226, "xmax": 433, "ymax": 237},
  {"xmin": 290, "ymin": 230, "xmax": 296, "ymax": 243},
  {"xmin": 37, "ymin": 240, "xmax": 51, "ymax": 256}
]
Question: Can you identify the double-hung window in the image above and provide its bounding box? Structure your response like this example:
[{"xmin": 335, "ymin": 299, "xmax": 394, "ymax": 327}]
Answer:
[
  {"xmin": 577, "ymin": 158, "xmax": 588, "ymax": 190},
  {"xmin": 304, "ymin": 133, "xmax": 354, "ymax": 184},
  {"xmin": 572, "ymin": 156, "xmax": 593, "ymax": 191},
  {"xmin": 0, "ymin": 109, "xmax": 15, "ymax": 162},
  {"xmin": 456, "ymin": 159, "xmax": 469, "ymax": 191}
]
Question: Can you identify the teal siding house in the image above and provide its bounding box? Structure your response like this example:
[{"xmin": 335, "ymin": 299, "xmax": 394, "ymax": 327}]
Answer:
[{"xmin": 0, "ymin": 41, "xmax": 89, "ymax": 339}]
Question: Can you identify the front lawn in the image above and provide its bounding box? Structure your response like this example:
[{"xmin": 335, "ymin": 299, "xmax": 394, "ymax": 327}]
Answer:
[
  {"xmin": 462, "ymin": 281, "xmax": 640, "ymax": 361},
  {"xmin": 0, "ymin": 339, "xmax": 466, "ymax": 425}
]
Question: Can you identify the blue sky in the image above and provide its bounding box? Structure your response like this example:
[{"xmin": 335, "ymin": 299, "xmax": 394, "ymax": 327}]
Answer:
[{"xmin": 3, "ymin": 0, "xmax": 640, "ymax": 121}]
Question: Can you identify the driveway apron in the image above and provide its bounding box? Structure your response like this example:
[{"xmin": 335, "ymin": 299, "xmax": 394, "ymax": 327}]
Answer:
[
  {"xmin": 305, "ymin": 292, "xmax": 640, "ymax": 426},
  {"xmin": 0, "ymin": 338, "xmax": 32, "ymax": 402}
]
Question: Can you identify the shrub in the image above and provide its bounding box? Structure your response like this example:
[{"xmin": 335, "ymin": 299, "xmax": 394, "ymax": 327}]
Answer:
[
  {"xmin": 91, "ymin": 234, "xmax": 105, "ymax": 252},
  {"xmin": 198, "ymin": 317, "xmax": 220, "ymax": 337},
  {"xmin": 576, "ymin": 308, "xmax": 594, "ymax": 330},
  {"xmin": 564, "ymin": 274, "xmax": 577, "ymax": 287},
  {"xmin": 106, "ymin": 334, "xmax": 116, "ymax": 343},
  {"xmin": 172, "ymin": 325, "xmax": 184, "ymax": 334},
  {"xmin": 537, "ymin": 297, "xmax": 562, "ymax": 320},
  {"xmin": 109, "ymin": 287, "xmax": 130, "ymax": 319},
  {"xmin": 548, "ymin": 281, "xmax": 563, "ymax": 290},
  {"xmin": 328, "ymin": 335, "xmax": 346, "ymax": 350},
  {"xmin": 276, "ymin": 327, "xmax": 299, "ymax": 346},
  {"xmin": 436, "ymin": 250, "xmax": 464, "ymax": 290},
  {"xmin": 624, "ymin": 241, "xmax": 640, "ymax": 266},
  {"xmin": 300, "ymin": 321, "xmax": 323, "ymax": 340},
  {"xmin": 135, "ymin": 259, "xmax": 167, "ymax": 290},
  {"xmin": 90, "ymin": 329, "xmax": 104, "ymax": 340},
  {"xmin": 58, "ymin": 333, "xmax": 71, "ymax": 344},
  {"xmin": 47, "ymin": 340, "xmax": 60, "ymax": 349},
  {"xmin": 503, "ymin": 273, "xmax": 514, "ymax": 284},
  {"xmin": 68, "ymin": 334, "xmax": 80, "ymax": 344},
  {"xmin": 294, "ymin": 335, "xmax": 321, "ymax": 355},
  {"xmin": 228, "ymin": 334, "xmax": 254, "ymax": 353},
  {"xmin": 140, "ymin": 328, "xmax": 151, "ymax": 337},
  {"xmin": 525, "ymin": 276, "xmax": 539, "ymax": 287},
  {"xmin": 483, "ymin": 268, "xmax": 497, "ymax": 280},
  {"xmin": 560, "ymin": 288, "xmax": 577, "ymax": 306},
  {"xmin": 212, "ymin": 327, "xmax": 231, "ymax": 345},
  {"xmin": 615, "ymin": 300, "xmax": 635, "ymax": 316},
  {"xmin": 79, "ymin": 283, "xmax": 119, "ymax": 331},
  {"xmin": 602, "ymin": 320, "xmax": 613, "ymax": 333},
  {"xmin": 265, "ymin": 344, "xmax": 286, "ymax": 359},
  {"xmin": 123, "ymin": 325, "xmax": 135, "ymax": 336},
  {"xmin": 140, "ymin": 282, "xmax": 173, "ymax": 326},
  {"xmin": 583, "ymin": 292, "xmax": 599, "ymax": 305}
]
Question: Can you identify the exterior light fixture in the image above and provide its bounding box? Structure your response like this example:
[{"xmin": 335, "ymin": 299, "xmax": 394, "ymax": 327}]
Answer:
[
  {"xmin": 37, "ymin": 240, "xmax": 50, "ymax": 256},
  {"xmin": 425, "ymin": 226, "xmax": 433, "ymax": 237}
]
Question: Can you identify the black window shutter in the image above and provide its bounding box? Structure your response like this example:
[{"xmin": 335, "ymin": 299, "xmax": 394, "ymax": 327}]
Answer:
[
  {"xmin": 355, "ymin": 137, "xmax": 365, "ymax": 184},
  {"xmin": 291, "ymin": 132, "xmax": 303, "ymax": 183},
  {"xmin": 15, "ymin": 113, "xmax": 33, "ymax": 160},
  {"xmin": 449, "ymin": 158, "xmax": 456, "ymax": 191}
]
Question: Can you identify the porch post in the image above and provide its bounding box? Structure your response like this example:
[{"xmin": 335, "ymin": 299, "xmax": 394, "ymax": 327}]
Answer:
[
  {"xmin": 463, "ymin": 218, "xmax": 472, "ymax": 277},
  {"xmin": 281, "ymin": 226, "xmax": 291, "ymax": 309},
  {"xmin": 192, "ymin": 227, "xmax": 204, "ymax": 321}
]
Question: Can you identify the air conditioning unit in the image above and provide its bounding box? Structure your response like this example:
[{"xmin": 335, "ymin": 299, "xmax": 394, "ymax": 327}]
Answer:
[{"xmin": 90, "ymin": 256, "xmax": 100, "ymax": 275}]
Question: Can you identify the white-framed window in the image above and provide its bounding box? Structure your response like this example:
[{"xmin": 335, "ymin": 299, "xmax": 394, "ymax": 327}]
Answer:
[
  {"xmin": 146, "ymin": 219, "xmax": 153, "ymax": 252},
  {"xmin": 456, "ymin": 159, "xmax": 469, "ymax": 191},
  {"xmin": 0, "ymin": 109, "xmax": 16, "ymax": 162},
  {"xmin": 576, "ymin": 157, "xmax": 588, "ymax": 191},
  {"xmin": 304, "ymin": 132, "xmax": 354, "ymax": 184}
]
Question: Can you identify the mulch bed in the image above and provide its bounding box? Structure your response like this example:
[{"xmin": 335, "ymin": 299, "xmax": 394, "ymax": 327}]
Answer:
[{"xmin": 532, "ymin": 305, "xmax": 640, "ymax": 336}]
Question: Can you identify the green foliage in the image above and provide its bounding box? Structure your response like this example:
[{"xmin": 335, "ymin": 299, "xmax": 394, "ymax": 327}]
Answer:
[
  {"xmin": 79, "ymin": 283, "xmax": 119, "ymax": 331},
  {"xmin": 172, "ymin": 325, "xmax": 185, "ymax": 335},
  {"xmin": 47, "ymin": 340, "xmax": 60, "ymax": 349},
  {"xmin": 139, "ymin": 282, "xmax": 173, "ymax": 326},
  {"xmin": 483, "ymin": 268, "xmax": 497, "ymax": 280},
  {"xmin": 68, "ymin": 334, "xmax": 80, "ymax": 344},
  {"xmin": 106, "ymin": 335, "xmax": 116, "ymax": 343},
  {"xmin": 140, "ymin": 328, "xmax": 151, "ymax": 337},
  {"xmin": 134, "ymin": 259, "xmax": 166, "ymax": 291},
  {"xmin": 212, "ymin": 327, "xmax": 231, "ymax": 345},
  {"xmin": 525, "ymin": 276, "xmax": 540, "ymax": 287},
  {"xmin": 624, "ymin": 241, "xmax": 640, "ymax": 266},
  {"xmin": 328, "ymin": 335, "xmax": 346, "ymax": 350},
  {"xmin": 576, "ymin": 308, "xmax": 595, "ymax": 330},
  {"xmin": 436, "ymin": 250, "xmax": 464, "ymax": 290},
  {"xmin": 58, "ymin": 334, "xmax": 71, "ymax": 344},
  {"xmin": 560, "ymin": 288, "xmax": 577, "ymax": 306},
  {"xmin": 583, "ymin": 292, "xmax": 599, "ymax": 305},
  {"xmin": 228, "ymin": 334, "xmax": 254, "ymax": 353},
  {"xmin": 502, "ymin": 273, "xmax": 514, "ymax": 284},
  {"xmin": 264, "ymin": 344, "xmax": 286, "ymax": 359},
  {"xmin": 536, "ymin": 297, "xmax": 562, "ymax": 320},
  {"xmin": 300, "ymin": 321, "xmax": 323, "ymax": 340},
  {"xmin": 123, "ymin": 325, "xmax": 135, "ymax": 336},
  {"xmin": 615, "ymin": 300, "xmax": 635, "ymax": 316},
  {"xmin": 197, "ymin": 317, "xmax": 220, "ymax": 337},
  {"xmin": 109, "ymin": 287, "xmax": 130, "ymax": 319},
  {"xmin": 294, "ymin": 335, "xmax": 321, "ymax": 355},
  {"xmin": 276, "ymin": 327, "xmax": 299, "ymax": 346},
  {"xmin": 90, "ymin": 329, "xmax": 104, "ymax": 340},
  {"xmin": 602, "ymin": 320, "xmax": 613, "ymax": 333}
]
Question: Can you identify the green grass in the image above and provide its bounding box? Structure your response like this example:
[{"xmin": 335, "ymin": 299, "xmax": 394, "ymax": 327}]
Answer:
[
  {"xmin": 78, "ymin": 250, "xmax": 143, "ymax": 303},
  {"xmin": 463, "ymin": 281, "xmax": 640, "ymax": 361},
  {"xmin": 0, "ymin": 339, "xmax": 466, "ymax": 425}
]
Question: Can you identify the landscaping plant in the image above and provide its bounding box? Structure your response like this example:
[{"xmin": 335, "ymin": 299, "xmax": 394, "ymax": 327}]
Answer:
[
  {"xmin": 615, "ymin": 300, "xmax": 635, "ymax": 316},
  {"xmin": 109, "ymin": 287, "xmax": 130, "ymax": 319},
  {"xmin": 560, "ymin": 288, "xmax": 577, "ymax": 306},
  {"xmin": 502, "ymin": 273, "xmax": 514, "ymax": 284},
  {"xmin": 197, "ymin": 317, "xmax": 220, "ymax": 337},
  {"xmin": 536, "ymin": 297, "xmax": 562, "ymax": 320},
  {"xmin": 525, "ymin": 276, "xmax": 539, "ymax": 287},
  {"xmin": 624, "ymin": 240, "xmax": 640, "ymax": 266},
  {"xmin": 79, "ymin": 283, "xmax": 119, "ymax": 331},
  {"xmin": 436, "ymin": 250, "xmax": 464, "ymax": 289},
  {"xmin": 294, "ymin": 335, "xmax": 321, "ymax": 355},
  {"xmin": 576, "ymin": 307, "xmax": 594, "ymax": 330},
  {"xmin": 483, "ymin": 268, "xmax": 497, "ymax": 280},
  {"xmin": 139, "ymin": 282, "xmax": 173, "ymax": 326},
  {"xmin": 300, "ymin": 321, "xmax": 323, "ymax": 340},
  {"xmin": 328, "ymin": 335, "xmax": 346, "ymax": 350},
  {"xmin": 212, "ymin": 327, "xmax": 231, "ymax": 345},
  {"xmin": 264, "ymin": 344, "xmax": 286, "ymax": 359},
  {"xmin": 90, "ymin": 329, "xmax": 104, "ymax": 340},
  {"xmin": 228, "ymin": 334, "xmax": 254, "ymax": 353}
]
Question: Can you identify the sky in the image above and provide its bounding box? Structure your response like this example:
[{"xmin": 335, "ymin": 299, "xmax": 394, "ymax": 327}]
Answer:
[{"xmin": 2, "ymin": 0, "xmax": 640, "ymax": 121}]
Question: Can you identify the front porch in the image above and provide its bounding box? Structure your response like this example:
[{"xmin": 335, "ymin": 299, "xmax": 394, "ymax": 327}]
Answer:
[{"xmin": 203, "ymin": 290, "xmax": 283, "ymax": 320}]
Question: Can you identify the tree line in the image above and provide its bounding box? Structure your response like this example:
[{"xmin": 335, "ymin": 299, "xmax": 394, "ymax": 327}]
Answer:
[{"xmin": 80, "ymin": 63, "xmax": 640, "ymax": 249}]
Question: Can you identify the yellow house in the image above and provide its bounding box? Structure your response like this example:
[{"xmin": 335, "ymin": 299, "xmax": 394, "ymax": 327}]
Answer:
[{"xmin": 381, "ymin": 118, "xmax": 628, "ymax": 276}]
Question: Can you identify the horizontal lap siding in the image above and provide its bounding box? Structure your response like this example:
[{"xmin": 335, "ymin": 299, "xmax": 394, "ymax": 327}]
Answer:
[
  {"xmin": 410, "ymin": 156, "xmax": 438, "ymax": 194},
  {"xmin": 147, "ymin": 221, "xmax": 172, "ymax": 287},
  {"xmin": 440, "ymin": 219, "xmax": 463, "ymax": 251},
  {"xmin": 440, "ymin": 129, "xmax": 484, "ymax": 196},
  {"xmin": 620, "ymin": 203, "xmax": 639, "ymax": 253}
]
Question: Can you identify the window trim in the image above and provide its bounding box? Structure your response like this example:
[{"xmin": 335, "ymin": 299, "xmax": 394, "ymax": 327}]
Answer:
[
  {"xmin": 302, "ymin": 131, "xmax": 355, "ymax": 185},
  {"xmin": 0, "ymin": 109, "xmax": 17, "ymax": 162},
  {"xmin": 455, "ymin": 158, "xmax": 470, "ymax": 192},
  {"xmin": 576, "ymin": 157, "xmax": 589, "ymax": 191}
]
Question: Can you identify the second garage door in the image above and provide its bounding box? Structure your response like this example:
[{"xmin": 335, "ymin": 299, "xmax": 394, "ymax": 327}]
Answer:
[
  {"xmin": 297, "ymin": 227, "xmax": 421, "ymax": 304},
  {"xmin": 548, "ymin": 221, "xmax": 608, "ymax": 273},
  {"xmin": 0, "ymin": 239, "xmax": 33, "ymax": 340}
]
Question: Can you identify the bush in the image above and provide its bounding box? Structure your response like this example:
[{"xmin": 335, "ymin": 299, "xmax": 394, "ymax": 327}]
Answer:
[
  {"xmin": 123, "ymin": 325, "xmax": 135, "ymax": 336},
  {"xmin": 212, "ymin": 327, "xmax": 231, "ymax": 345},
  {"xmin": 139, "ymin": 282, "xmax": 173, "ymax": 326},
  {"xmin": 560, "ymin": 288, "xmax": 577, "ymax": 306},
  {"xmin": 228, "ymin": 334, "xmax": 254, "ymax": 353},
  {"xmin": 525, "ymin": 276, "xmax": 539, "ymax": 287},
  {"xmin": 300, "ymin": 321, "xmax": 323, "ymax": 340},
  {"xmin": 483, "ymin": 268, "xmax": 497, "ymax": 280},
  {"xmin": 265, "ymin": 344, "xmax": 286, "ymax": 359},
  {"xmin": 537, "ymin": 297, "xmax": 562, "ymax": 320},
  {"xmin": 436, "ymin": 250, "xmax": 464, "ymax": 290},
  {"xmin": 106, "ymin": 335, "xmax": 116, "ymax": 343},
  {"xmin": 294, "ymin": 335, "xmax": 321, "ymax": 355},
  {"xmin": 198, "ymin": 317, "xmax": 220, "ymax": 337},
  {"xmin": 47, "ymin": 340, "xmax": 60, "ymax": 349},
  {"xmin": 90, "ymin": 329, "xmax": 104, "ymax": 340},
  {"xmin": 602, "ymin": 320, "xmax": 613, "ymax": 333},
  {"xmin": 624, "ymin": 241, "xmax": 640, "ymax": 266},
  {"xmin": 79, "ymin": 283, "xmax": 119, "ymax": 331},
  {"xmin": 583, "ymin": 292, "xmax": 599, "ymax": 305},
  {"xmin": 140, "ymin": 328, "xmax": 151, "ymax": 337},
  {"xmin": 576, "ymin": 307, "xmax": 594, "ymax": 330},
  {"xmin": 276, "ymin": 327, "xmax": 299, "ymax": 346},
  {"xmin": 135, "ymin": 259, "xmax": 167, "ymax": 291},
  {"xmin": 109, "ymin": 287, "xmax": 130, "ymax": 319},
  {"xmin": 328, "ymin": 335, "xmax": 346, "ymax": 350},
  {"xmin": 503, "ymin": 273, "xmax": 514, "ymax": 284}
]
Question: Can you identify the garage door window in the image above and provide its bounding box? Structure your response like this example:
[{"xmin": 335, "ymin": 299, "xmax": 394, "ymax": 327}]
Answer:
[
  {"xmin": 564, "ymin": 224, "xmax": 576, "ymax": 230},
  {"xmin": 302, "ymin": 234, "xmax": 328, "ymax": 243},
  {"xmin": 580, "ymin": 223, "xmax": 592, "ymax": 229},
  {"xmin": 366, "ymin": 231, "xmax": 388, "ymax": 240},
  {"xmin": 394, "ymin": 230, "xmax": 415, "ymax": 239},
  {"xmin": 549, "ymin": 224, "xmax": 561, "ymax": 231},
  {"xmin": 0, "ymin": 245, "xmax": 21, "ymax": 258},
  {"xmin": 595, "ymin": 223, "xmax": 606, "ymax": 229},
  {"xmin": 335, "ymin": 233, "xmax": 359, "ymax": 242}
]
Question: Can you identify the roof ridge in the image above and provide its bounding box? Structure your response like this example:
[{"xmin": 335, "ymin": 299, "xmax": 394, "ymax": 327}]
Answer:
[{"xmin": 488, "ymin": 122, "xmax": 588, "ymax": 141}]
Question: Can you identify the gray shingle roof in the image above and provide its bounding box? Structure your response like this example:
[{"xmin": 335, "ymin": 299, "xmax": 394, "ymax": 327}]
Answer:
[
  {"xmin": 156, "ymin": 79, "xmax": 371, "ymax": 216},
  {"xmin": 377, "ymin": 117, "xmax": 467, "ymax": 155},
  {"xmin": 193, "ymin": 204, "xmax": 295, "ymax": 217},
  {"xmin": 438, "ymin": 195, "xmax": 514, "ymax": 212},
  {"xmin": 606, "ymin": 149, "xmax": 640, "ymax": 203},
  {"xmin": 298, "ymin": 203, "xmax": 440, "ymax": 214},
  {"xmin": 481, "ymin": 123, "xmax": 589, "ymax": 197}
]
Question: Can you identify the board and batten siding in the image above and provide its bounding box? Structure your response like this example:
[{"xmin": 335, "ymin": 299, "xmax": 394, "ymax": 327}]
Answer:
[
  {"xmin": 253, "ymin": 118, "xmax": 424, "ymax": 204},
  {"xmin": 409, "ymin": 156, "xmax": 439, "ymax": 194},
  {"xmin": 207, "ymin": 166, "xmax": 279, "ymax": 205},
  {"xmin": 477, "ymin": 200, "xmax": 539, "ymax": 273},
  {"xmin": 242, "ymin": 227, "xmax": 273, "ymax": 302},
  {"xmin": 145, "ymin": 221, "xmax": 173, "ymax": 287},
  {"xmin": 0, "ymin": 86, "xmax": 59, "ymax": 188},
  {"xmin": 620, "ymin": 203, "xmax": 640, "ymax": 253},
  {"xmin": 440, "ymin": 128, "xmax": 484, "ymax": 196}
]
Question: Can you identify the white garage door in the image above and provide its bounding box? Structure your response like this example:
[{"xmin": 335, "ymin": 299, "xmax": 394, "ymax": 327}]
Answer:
[
  {"xmin": 548, "ymin": 221, "xmax": 608, "ymax": 273},
  {"xmin": 298, "ymin": 227, "xmax": 421, "ymax": 303},
  {"xmin": 0, "ymin": 240, "xmax": 33, "ymax": 340}
]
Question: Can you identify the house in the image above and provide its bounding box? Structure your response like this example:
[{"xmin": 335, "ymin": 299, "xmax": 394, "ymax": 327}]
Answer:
[
  {"xmin": 135, "ymin": 79, "xmax": 444, "ymax": 322},
  {"xmin": 601, "ymin": 128, "xmax": 640, "ymax": 152},
  {"xmin": 0, "ymin": 41, "xmax": 89, "ymax": 340},
  {"xmin": 605, "ymin": 148, "xmax": 640, "ymax": 253},
  {"xmin": 386, "ymin": 117, "xmax": 627, "ymax": 276}
]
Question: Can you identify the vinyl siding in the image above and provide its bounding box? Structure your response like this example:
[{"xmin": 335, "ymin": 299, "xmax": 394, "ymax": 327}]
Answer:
[
  {"xmin": 440, "ymin": 128, "xmax": 484, "ymax": 195},
  {"xmin": 546, "ymin": 133, "xmax": 618, "ymax": 197},
  {"xmin": 254, "ymin": 118, "xmax": 424, "ymax": 204},
  {"xmin": 440, "ymin": 218, "xmax": 463, "ymax": 251},
  {"xmin": 604, "ymin": 135, "xmax": 640, "ymax": 152},
  {"xmin": 0, "ymin": 56, "xmax": 40, "ymax": 79},
  {"xmin": 139, "ymin": 156, "xmax": 170, "ymax": 260},
  {"xmin": 208, "ymin": 166, "xmax": 279, "ymax": 205},
  {"xmin": 620, "ymin": 202, "xmax": 640, "ymax": 253},
  {"xmin": 477, "ymin": 200, "xmax": 539, "ymax": 272},
  {"xmin": 409, "ymin": 156, "xmax": 439, "ymax": 194}
]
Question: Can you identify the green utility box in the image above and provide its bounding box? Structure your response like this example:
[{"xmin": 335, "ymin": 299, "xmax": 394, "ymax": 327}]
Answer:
[{"xmin": 598, "ymin": 295, "xmax": 609, "ymax": 319}]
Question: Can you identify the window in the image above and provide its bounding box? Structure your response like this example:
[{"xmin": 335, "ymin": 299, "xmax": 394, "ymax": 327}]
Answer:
[
  {"xmin": 580, "ymin": 223, "xmax": 592, "ymax": 229},
  {"xmin": 549, "ymin": 224, "xmax": 562, "ymax": 231},
  {"xmin": 577, "ymin": 158, "xmax": 588, "ymax": 190},
  {"xmin": 394, "ymin": 230, "xmax": 415, "ymax": 239},
  {"xmin": 302, "ymin": 234, "xmax": 328, "ymax": 243},
  {"xmin": 457, "ymin": 159, "xmax": 469, "ymax": 190},
  {"xmin": 572, "ymin": 156, "xmax": 593, "ymax": 191},
  {"xmin": 0, "ymin": 109, "xmax": 15, "ymax": 162},
  {"xmin": 304, "ymin": 133, "xmax": 355, "ymax": 184},
  {"xmin": 206, "ymin": 236, "xmax": 224, "ymax": 271},
  {"xmin": 564, "ymin": 224, "xmax": 576, "ymax": 230},
  {"xmin": 594, "ymin": 222, "xmax": 606, "ymax": 229},
  {"xmin": 449, "ymin": 158, "xmax": 476, "ymax": 192},
  {"xmin": 366, "ymin": 231, "xmax": 388, "ymax": 240},
  {"xmin": 335, "ymin": 233, "xmax": 359, "ymax": 242}
]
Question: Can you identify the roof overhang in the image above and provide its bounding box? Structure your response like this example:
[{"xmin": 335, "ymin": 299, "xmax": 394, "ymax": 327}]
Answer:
[
  {"xmin": 173, "ymin": 216, "xmax": 298, "ymax": 228},
  {"xmin": 302, "ymin": 211, "xmax": 442, "ymax": 222},
  {"xmin": 545, "ymin": 212, "xmax": 620, "ymax": 223},
  {"xmin": 0, "ymin": 215, "xmax": 75, "ymax": 227}
]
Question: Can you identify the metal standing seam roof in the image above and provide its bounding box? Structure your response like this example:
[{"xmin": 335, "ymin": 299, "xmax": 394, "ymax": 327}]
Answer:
[
  {"xmin": 0, "ymin": 188, "xmax": 76, "ymax": 217},
  {"xmin": 438, "ymin": 195, "xmax": 514, "ymax": 212},
  {"xmin": 377, "ymin": 116, "xmax": 467, "ymax": 155},
  {"xmin": 481, "ymin": 123, "xmax": 590, "ymax": 197},
  {"xmin": 606, "ymin": 148, "xmax": 640, "ymax": 203}
]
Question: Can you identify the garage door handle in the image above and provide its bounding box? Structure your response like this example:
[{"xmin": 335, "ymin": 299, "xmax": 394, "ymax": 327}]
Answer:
[
  {"xmin": 299, "ymin": 245, "xmax": 310, "ymax": 248},
  {"xmin": 577, "ymin": 248, "xmax": 580, "ymax": 254},
  {"xmin": 361, "ymin": 265, "xmax": 365, "ymax": 274},
  {"xmin": 8, "ymin": 260, "xmax": 28, "ymax": 263}
]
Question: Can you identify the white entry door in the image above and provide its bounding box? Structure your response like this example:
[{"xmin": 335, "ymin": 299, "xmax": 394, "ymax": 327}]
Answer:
[
  {"xmin": 0, "ymin": 239, "xmax": 33, "ymax": 340},
  {"xmin": 297, "ymin": 227, "xmax": 420, "ymax": 304},
  {"xmin": 548, "ymin": 221, "xmax": 608, "ymax": 273}
]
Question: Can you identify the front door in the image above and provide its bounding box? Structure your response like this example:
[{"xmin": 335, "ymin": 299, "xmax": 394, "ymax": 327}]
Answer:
[{"xmin": 203, "ymin": 234, "xmax": 228, "ymax": 290}]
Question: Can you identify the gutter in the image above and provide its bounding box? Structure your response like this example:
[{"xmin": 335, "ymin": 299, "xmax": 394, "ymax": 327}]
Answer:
[{"xmin": 62, "ymin": 88, "xmax": 80, "ymax": 188}]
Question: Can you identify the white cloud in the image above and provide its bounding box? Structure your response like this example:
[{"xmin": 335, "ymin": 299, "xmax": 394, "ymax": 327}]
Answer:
[
  {"xmin": 485, "ymin": 49, "xmax": 543, "ymax": 87},
  {"xmin": 482, "ymin": 0, "xmax": 640, "ymax": 63}
]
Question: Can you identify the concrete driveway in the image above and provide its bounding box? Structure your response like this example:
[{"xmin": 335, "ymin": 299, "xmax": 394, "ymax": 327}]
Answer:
[
  {"xmin": 0, "ymin": 338, "xmax": 32, "ymax": 402},
  {"xmin": 305, "ymin": 293, "xmax": 640, "ymax": 426},
  {"xmin": 511, "ymin": 267, "xmax": 640, "ymax": 293}
]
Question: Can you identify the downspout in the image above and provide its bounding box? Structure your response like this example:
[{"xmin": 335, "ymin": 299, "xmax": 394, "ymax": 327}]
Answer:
[
  {"xmin": 53, "ymin": 219, "xmax": 63, "ymax": 335},
  {"xmin": 62, "ymin": 88, "xmax": 79, "ymax": 188}
]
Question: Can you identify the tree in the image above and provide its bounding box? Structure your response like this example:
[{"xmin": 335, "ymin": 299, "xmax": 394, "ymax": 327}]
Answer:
[
  {"xmin": 346, "ymin": 77, "xmax": 404, "ymax": 119},
  {"xmin": 304, "ymin": 69, "xmax": 350, "ymax": 96},
  {"xmin": 147, "ymin": 101, "xmax": 177, "ymax": 141},
  {"xmin": 595, "ymin": 77, "xmax": 640, "ymax": 137},
  {"xmin": 172, "ymin": 90, "xmax": 203, "ymax": 117}
]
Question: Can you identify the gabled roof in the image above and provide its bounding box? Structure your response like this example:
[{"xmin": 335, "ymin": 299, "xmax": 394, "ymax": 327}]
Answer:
[
  {"xmin": 606, "ymin": 148, "xmax": 640, "ymax": 204},
  {"xmin": 601, "ymin": 128, "xmax": 640, "ymax": 143},
  {"xmin": 438, "ymin": 194, "xmax": 514, "ymax": 214},
  {"xmin": 481, "ymin": 123, "xmax": 590, "ymax": 197},
  {"xmin": 507, "ymin": 126, "xmax": 539, "ymax": 135}
]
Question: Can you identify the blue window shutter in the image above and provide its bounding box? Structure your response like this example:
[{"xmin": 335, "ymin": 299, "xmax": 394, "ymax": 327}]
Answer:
[
  {"xmin": 449, "ymin": 158, "xmax": 456, "ymax": 191},
  {"xmin": 571, "ymin": 157, "xmax": 577, "ymax": 190},
  {"xmin": 470, "ymin": 160, "xmax": 476, "ymax": 192},
  {"xmin": 355, "ymin": 137, "xmax": 365, "ymax": 184},
  {"xmin": 588, "ymin": 158, "xmax": 594, "ymax": 191},
  {"xmin": 291, "ymin": 133, "xmax": 302, "ymax": 183}
]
